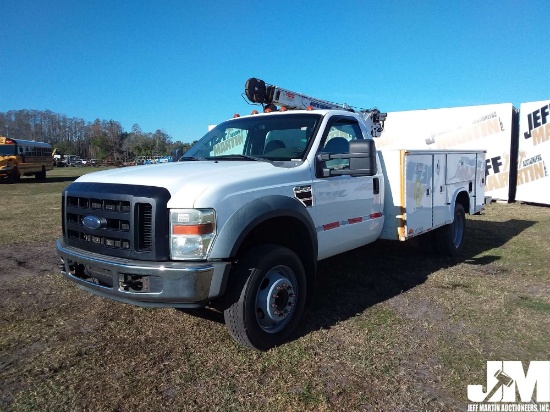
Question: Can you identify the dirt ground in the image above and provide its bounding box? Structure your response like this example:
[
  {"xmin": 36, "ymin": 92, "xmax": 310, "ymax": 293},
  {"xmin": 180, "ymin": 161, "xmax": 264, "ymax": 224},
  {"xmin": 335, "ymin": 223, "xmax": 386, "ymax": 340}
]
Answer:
[
  {"xmin": 0, "ymin": 244, "xmax": 60, "ymax": 378},
  {"xmin": 1, "ymin": 203, "xmax": 549, "ymax": 411}
]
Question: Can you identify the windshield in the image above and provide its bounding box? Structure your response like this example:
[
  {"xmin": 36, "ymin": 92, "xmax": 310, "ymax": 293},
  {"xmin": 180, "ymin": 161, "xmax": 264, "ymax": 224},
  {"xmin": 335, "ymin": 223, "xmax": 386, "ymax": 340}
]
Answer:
[
  {"xmin": 0, "ymin": 145, "xmax": 16, "ymax": 156},
  {"xmin": 184, "ymin": 113, "xmax": 322, "ymax": 161}
]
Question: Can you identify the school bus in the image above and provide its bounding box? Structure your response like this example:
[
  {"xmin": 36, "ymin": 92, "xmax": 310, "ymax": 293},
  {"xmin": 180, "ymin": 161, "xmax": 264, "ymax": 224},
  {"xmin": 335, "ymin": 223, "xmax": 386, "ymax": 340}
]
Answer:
[{"xmin": 0, "ymin": 137, "xmax": 53, "ymax": 183}]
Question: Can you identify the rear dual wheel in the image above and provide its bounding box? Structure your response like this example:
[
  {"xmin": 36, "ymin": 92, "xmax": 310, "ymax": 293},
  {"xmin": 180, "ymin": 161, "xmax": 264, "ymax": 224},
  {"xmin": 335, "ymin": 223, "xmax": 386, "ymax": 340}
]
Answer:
[
  {"xmin": 224, "ymin": 244, "xmax": 307, "ymax": 351},
  {"xmin": 435, "ymin": 203, "xmax": 466, "ymax": 256}
]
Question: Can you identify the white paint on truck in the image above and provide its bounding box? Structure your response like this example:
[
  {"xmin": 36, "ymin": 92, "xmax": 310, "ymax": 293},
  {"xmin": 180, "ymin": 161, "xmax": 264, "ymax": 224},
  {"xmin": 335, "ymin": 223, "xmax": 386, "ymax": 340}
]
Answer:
[{"xmin": 57, "ymin": 80, "xmax": 487, "ymax": 351}]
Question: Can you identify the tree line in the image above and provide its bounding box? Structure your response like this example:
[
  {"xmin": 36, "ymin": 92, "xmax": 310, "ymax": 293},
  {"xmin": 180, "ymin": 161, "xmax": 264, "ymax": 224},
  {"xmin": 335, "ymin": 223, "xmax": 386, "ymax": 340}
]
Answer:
[{"xmin": 0, "ymin": 109, "xmax": 195, "ymax": 162}]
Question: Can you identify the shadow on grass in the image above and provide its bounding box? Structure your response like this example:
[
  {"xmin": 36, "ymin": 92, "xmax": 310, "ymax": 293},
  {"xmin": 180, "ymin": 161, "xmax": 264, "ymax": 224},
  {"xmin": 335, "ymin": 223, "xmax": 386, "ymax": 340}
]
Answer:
[
  {"xmin": 178, "ymin": 217, "xmax": 537, "ymax": 343},
  {"xmin": 178, "ymin": 308, "xmax": 225, "ymax": 324},
  {"xmin": 298, "ymin": 217, "xmax": 537, "ymax": 336},
  {"xmin": 41, "ymin": 176, "xmax": 80, "ymax": 183},
  {"xmin": 4, "ymin": 176, "xmax": 78, "ymax": 184}
]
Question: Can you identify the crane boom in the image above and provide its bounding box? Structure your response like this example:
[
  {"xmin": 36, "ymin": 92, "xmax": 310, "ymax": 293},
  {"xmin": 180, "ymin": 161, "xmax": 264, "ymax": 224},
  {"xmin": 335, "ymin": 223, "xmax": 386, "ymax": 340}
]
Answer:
[
  {"xmin": 245, "ymin": 78, "xmax": 346, "ymax": 110},
  {"xmin": 244, "ymin": 77, "xmax": 387, "ymax": 137}
]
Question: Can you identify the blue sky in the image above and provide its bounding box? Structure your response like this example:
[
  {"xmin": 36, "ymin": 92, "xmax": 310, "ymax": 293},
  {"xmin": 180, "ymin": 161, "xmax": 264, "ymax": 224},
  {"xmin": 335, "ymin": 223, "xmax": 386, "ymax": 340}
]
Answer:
[{"xmin": 1, "ymin": 0, "xmax": 549, "ymax": 143}]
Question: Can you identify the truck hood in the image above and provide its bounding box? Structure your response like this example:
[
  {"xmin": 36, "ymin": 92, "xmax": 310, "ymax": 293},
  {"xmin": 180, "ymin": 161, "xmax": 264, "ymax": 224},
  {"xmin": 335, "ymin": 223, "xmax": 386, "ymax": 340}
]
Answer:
[{"xmin": 75, "ymin": 161, "xmax": 310, "ymax": 208}]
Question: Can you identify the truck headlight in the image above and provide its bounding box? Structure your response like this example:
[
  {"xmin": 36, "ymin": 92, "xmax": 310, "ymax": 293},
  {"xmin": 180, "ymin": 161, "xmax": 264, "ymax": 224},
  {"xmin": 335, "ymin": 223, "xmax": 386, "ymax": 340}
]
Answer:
[{"xmin": 169, "ymin": 209, "xmax": 216, "ymax": 260}]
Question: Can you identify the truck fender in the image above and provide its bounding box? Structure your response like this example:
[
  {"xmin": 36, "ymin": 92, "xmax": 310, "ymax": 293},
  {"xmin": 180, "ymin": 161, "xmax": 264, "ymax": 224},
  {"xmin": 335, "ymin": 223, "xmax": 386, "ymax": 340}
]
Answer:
[
  {"xmin": 208, "ymin": 195, "xmax": 318, "ymax": 262},
  {"xmin": 448, "ymin": 187, "xmax": 471, "ymax": 218}
]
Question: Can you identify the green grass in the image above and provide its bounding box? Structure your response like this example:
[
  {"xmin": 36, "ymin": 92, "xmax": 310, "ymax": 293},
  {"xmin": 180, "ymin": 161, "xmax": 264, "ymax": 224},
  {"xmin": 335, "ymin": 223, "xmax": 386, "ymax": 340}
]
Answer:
[
  {"xmin": 515, "ymin": 295, "xmax": 550, "ymax": 313},
  {"xmin": 0, "ymin": 166, "xmax": 112, "ymax": 245},
  {"xmin": 0, "ymin": 168, "xmax": 549, "ymax": 411}
]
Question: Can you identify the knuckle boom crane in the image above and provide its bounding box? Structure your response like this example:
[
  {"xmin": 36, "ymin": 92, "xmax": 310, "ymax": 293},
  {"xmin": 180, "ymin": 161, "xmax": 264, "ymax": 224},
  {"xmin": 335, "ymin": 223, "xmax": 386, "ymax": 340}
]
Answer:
[{"xmin": 244, "ymin": 77, "xmax": 387, "ymax": 137}]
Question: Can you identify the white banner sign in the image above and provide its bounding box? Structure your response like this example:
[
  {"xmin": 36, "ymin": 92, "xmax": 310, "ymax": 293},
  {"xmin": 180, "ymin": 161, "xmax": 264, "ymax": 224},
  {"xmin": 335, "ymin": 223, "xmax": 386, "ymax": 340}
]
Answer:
[
  {"xmin": 378, "ymin": 103, "xmax": 514, "ymax": 200},
  {"xmin": 515, "ymin": 100, "xmax": 550, "ymax": 205}
]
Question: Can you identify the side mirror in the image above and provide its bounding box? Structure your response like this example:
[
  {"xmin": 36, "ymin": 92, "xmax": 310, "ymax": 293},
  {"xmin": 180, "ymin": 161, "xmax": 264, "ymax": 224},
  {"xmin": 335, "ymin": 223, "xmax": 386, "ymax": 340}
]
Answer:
[
  {"xmin": 316, "ymin": 139, "xmax": 377, "ymax": 177},
  {"xmin": 348, "ymin": 139, "xmax": 377, "ymax": 175}
]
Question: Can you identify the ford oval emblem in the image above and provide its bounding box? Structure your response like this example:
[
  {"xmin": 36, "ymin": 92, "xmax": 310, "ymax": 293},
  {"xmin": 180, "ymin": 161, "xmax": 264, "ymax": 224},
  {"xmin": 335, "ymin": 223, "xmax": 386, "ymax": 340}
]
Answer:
[{"xmin": 82, "ymin": 215, "xmax": 104, "ymax": 230}]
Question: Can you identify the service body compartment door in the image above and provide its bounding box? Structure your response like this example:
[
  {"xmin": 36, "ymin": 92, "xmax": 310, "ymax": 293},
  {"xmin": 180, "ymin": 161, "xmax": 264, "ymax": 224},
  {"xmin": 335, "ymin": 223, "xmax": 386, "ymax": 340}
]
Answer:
[
  {"xmin": 404, "ymin": 153, "xmax": 434, "ymax": 237},
  {"xmin": 446, "ymin": 153, "xmax": 477, "ymax": 185},
  {"xmin": 475, "ymin": 153, "xmax": 486, "ymax": 212},
  {"xmin": 445, "ymin": 152, "xmax": 479, "ymax": 214},
  {"xmin": 432, "ymin": 153, "xmax": 448, "ymax": 227}
]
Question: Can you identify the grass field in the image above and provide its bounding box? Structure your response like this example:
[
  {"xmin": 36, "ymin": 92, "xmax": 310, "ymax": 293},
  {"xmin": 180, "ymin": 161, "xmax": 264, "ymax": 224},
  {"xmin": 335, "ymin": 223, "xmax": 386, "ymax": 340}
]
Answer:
[{"xmin": 1, "ymin": 167, "xmax": 549, "ymax": 411}]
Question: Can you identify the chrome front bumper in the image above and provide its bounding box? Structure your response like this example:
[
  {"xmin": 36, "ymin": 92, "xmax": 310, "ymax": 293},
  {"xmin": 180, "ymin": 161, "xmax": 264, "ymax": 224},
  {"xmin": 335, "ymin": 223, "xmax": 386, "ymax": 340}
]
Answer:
[{"xmin": 56, "ymin": 239, "xmax": 231, "ymax": 308}]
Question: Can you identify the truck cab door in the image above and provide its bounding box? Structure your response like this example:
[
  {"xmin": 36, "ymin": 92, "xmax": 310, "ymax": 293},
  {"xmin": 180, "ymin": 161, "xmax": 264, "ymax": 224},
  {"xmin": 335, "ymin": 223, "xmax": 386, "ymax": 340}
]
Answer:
[{"xmin": 312, "ymin": 116, "xmax": 383, "ymax": 260}]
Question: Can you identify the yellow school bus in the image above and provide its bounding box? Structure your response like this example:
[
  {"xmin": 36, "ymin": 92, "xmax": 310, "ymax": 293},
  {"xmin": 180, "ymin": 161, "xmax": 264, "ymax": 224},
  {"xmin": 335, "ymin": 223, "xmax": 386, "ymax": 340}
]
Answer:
[{"xmin": 0, "ymin": 137, "xmax": 53, "ymax": 183}]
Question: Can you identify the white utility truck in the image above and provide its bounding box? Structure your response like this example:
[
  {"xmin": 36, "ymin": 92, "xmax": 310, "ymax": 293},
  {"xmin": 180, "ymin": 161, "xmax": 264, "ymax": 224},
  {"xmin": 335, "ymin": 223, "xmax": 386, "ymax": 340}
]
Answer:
[{"xmin": 56, "ymin": 78, "xmax": 487, "ymax": 350}]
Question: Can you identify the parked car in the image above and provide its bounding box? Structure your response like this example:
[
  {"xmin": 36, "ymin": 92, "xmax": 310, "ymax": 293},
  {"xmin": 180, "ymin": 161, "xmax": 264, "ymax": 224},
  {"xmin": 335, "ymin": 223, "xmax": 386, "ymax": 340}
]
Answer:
[{"xmin": 63, "ymin": 155, "xmax": 83, "ymax": 167}]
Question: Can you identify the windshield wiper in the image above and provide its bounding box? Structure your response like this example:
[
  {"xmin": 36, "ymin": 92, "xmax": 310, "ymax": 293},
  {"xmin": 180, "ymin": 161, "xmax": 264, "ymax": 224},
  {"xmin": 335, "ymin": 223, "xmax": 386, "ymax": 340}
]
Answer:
[
  {"xmin": 208, "ymin": 154, "xmax": 268, "ymax": 162},
  {"xmin": 178, "ymin": 156, "xmax": 206, "ymax": 161}
]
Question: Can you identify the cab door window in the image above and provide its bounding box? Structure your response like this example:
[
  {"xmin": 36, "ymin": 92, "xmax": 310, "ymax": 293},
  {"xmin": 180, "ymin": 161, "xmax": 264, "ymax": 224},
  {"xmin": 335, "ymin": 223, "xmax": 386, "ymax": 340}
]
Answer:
[{"xmin": 318, "ymin": 118, "xmax": 363, "ymax": 170}]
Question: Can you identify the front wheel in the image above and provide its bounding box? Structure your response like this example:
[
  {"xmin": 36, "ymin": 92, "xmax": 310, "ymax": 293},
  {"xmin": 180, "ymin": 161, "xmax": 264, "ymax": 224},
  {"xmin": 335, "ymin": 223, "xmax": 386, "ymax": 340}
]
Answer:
[
  {"xmin": 224, "ymin": 245, "xmax": 307, "ymax": 350},
  {"xmin": 435, "ymin": 203, "xmax": 466, "ymax": 256}
]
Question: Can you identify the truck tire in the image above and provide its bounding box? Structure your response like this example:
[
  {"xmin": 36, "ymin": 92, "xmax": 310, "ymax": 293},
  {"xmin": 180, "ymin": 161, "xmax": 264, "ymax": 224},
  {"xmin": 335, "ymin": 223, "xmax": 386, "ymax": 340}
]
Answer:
[
  {"xmin": 435, "ymin": 203, "xmax": 465, "ymax": 256},
  {"xmin": 224, "ymin": 244, "xmax": 307, "ymax": 350}
]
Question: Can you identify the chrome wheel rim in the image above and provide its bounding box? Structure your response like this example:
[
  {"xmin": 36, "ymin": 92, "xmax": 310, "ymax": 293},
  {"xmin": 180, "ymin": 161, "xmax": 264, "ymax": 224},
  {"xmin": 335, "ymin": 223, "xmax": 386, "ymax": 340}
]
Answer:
[{"xmin": 255, "ymin": 265, "xmax": 298, "ymax": 333}]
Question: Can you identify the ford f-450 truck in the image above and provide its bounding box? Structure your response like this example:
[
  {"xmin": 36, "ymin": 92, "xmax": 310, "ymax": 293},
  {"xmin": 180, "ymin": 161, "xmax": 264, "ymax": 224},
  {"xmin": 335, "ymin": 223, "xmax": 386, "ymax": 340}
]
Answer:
[{"xmin": 56, "ymin": 78, "xmax": 487, "ymax": 350}]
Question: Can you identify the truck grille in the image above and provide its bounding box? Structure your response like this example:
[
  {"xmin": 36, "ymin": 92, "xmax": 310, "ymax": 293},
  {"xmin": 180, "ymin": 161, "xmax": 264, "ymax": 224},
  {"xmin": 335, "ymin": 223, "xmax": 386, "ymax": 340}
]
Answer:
[
  {"xmin": 136, "ymin": 203, "xmax": 153, "ymax": 251},
  {"xmin": 62, "ymin": 183, "xmax": 170, "ymax": 260}
]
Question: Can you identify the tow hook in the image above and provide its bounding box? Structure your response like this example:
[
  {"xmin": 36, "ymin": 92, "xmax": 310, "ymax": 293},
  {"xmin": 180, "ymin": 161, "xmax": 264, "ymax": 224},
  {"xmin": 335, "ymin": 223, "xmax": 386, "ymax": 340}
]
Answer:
[
  {"xmin": 119, "ymin": 274, "xmax": 150, "ymax": 293},
  {"xmin": 58, "ymin": 257, "xmax": 66, "ymax": 273}
]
